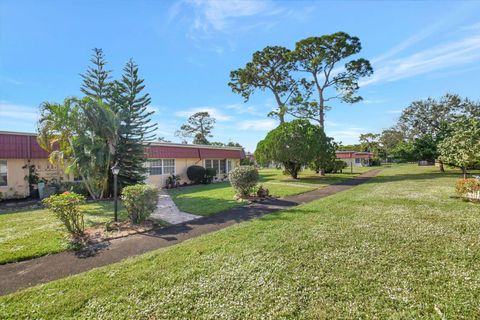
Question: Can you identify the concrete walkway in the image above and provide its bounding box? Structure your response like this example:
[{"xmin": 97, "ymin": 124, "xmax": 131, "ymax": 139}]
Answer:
[
  {"xmin": 150, "ymin": 190, "xmax": 201, "ymax": 224},
  {"xmin": 0, "ymin": 169, "xmax": 380, "ymax": 296}
]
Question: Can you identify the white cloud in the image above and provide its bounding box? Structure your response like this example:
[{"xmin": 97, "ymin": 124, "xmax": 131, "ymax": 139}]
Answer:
[
  {"xmin": 181, "ymin": 0, "xmax": 271, "ymax": 32},
  {"xmin": 327, "ymin": 127, "xmax": 366, "ymax": 144},
  {"xmin": 175, "ymin": 107, "xmax": 232, "ymax": 121},
  {"xmin": 225, "ymin": 103, "xmax": 264, "ymax": 116},
  {"xmin": 362, "ymin": 99, "xmax": 387, "ymax": 105},
  {"xmin": 361, "ymin": 34, "xmax": 480, "ymax": 86},
  {"xmin": 238, "ymin": 119, "xmax": 276, "ymax": 131},
  {"xmin": 0, "ymin": 103, "xmax": 38, "ymax": 121},
  {"xmin": 0, "ymin": 76, "xmax": 22, "ymax": 85}
]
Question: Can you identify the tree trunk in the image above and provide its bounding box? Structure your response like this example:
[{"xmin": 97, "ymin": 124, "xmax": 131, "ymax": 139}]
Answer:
[
  {"xmin": 320, "ymin": 168, "xmax": 325, "ymax": 176},
  {"xmin": 463, "ymin": 167, "xmax": 467, "ymax": 179},
  {"xmin": 438, "ymin": 159, "xmax": 445, "ymax": 172}
]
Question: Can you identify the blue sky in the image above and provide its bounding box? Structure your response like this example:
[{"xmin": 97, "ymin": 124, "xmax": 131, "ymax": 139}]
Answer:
[{"xmin": 1, "ymin": 0, "xmax": 480, "ymax": 152}]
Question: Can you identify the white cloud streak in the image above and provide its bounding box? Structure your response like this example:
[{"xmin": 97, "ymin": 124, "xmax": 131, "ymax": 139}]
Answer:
[
  {"xmin": 175, "ymin": 107, "xmax": 232, "ymax": 121},
  {"xmin": 362, "ymin": 33, "xmax": 480, "ymax": 86},
  {"xmin": 237, "ymin": 119, "xmax": 276, "ymax": 131},
  {"xmin": 0, "ymin": 103, "xmax": 38, "ymax": 121},
  {"xmin": 181, "ymin": 0, "xmax": 271, "ymax": 32}
]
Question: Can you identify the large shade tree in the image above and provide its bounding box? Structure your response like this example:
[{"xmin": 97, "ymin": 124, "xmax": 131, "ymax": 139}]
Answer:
[
  {"xmin": 439, "ymin": 117, "xmax": 480, "ymax": 178},
  {"xmin": 255, "ymin": 120, "xmax": 333, "ymax": 178},
  {"xmin": 229, "ymin": 46, "xmax": 297, "ymax": 124},
  {"xmin": 176, "ymin": 111, "xmax": 215, "ymax": 144},
  {"xmin": 291, "ymin": 32, "xmax": 373, "ymax": 128},
  {"xmin": 398, "ymin": 94, "xmax": 478, "ymax": 172}
]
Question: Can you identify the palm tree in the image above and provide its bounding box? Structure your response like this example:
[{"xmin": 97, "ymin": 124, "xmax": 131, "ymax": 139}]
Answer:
[{"xmin": 37, "ymin": 97, "xmax": 119, "ymax": 199}]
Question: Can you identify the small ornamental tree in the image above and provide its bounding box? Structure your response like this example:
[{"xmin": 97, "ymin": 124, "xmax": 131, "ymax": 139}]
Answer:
[
  {"xmin": 43, "ymin": 192, "xmax": 86, "ymax": 235},
  {"xmin": 229, "ymin": 166, "xmax": 259, "ymax": 198},
  {"xmin": 439, "ymin": 117, "xmax": 480, "ymax": 178},
  {"xmin": 255, "ymin": 120, "xmax": 332, "ymax": 179}
]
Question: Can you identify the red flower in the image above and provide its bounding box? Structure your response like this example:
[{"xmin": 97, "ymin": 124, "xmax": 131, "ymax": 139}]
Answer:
[{"xmin": 62, "ymin": 191, "xmax": 71, "ymax": 195}]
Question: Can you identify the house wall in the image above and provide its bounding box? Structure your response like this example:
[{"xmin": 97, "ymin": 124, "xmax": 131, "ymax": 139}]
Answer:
[
  {"xmin": 0, "ymin": 158, "xmax": 73, "ymax": 199},
  {"xmin": 1, "ymin": 156, "xmax": 243, "ymax": 198},
  {"xmin": 339, "ymin": 158, "xmax": 366, "ymax": 167},
  {"xmin": 145, "ymin": 158, "xmax": 240, "ymax": 188}
]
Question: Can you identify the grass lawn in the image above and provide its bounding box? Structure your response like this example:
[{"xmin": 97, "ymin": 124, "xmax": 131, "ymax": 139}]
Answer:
[
  {"xmin": 169, "ymin": 167, "xmax": 370, "ymax": 216},
  {"xmin": 2, "ymin": 164, "xmax": 479, "ymax": 318},
  {"xmin": 0, "ymin": 201, "xmax": 127, "ymax": 264}
]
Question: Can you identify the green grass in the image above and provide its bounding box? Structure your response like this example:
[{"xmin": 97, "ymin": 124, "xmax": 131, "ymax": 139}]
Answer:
[
  {"xmin": 169, "ymin": 167, "xmax": 370, "ymax": 216},
  {"xmin": 2, "ymin": 164, "xmax": 479, "ymax": 318},
  {"xmin": 0, "ymin": 201, "xmax": 127, "ymax": 264}
]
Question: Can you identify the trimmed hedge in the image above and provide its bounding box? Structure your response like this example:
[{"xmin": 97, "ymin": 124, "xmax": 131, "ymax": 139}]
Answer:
[{"xmin": 187, "ymin": 165, "xmax": 206, "ymax": 184}]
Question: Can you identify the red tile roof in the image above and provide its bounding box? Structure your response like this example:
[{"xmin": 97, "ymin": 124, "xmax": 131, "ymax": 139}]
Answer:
[
  {"xmin": 0, "ymin": 132, "xmax": 244, "ymax": 160},
  {"xmin": 0, "ymin": 132, "xmax": 50, "ymax": 159}
]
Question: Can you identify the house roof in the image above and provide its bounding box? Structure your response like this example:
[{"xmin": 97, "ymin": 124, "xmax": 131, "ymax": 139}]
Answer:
[
  {"xmin": 335, "ymin": 151, "xmax": 373, "ymax": 159},
  {"xmin": 0, "ymin": 131, "xmax": 245, "ymax": 160}
]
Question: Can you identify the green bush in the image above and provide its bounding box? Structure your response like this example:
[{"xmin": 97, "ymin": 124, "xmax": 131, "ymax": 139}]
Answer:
[
  {"xmin": 58, "ymin": 181, "xmax": 89, "ymax": 196},
  {"xmin": 229, "ymin": 166, "xmax": 259, "ymax": 198},
  {"xmin": 43, "ymin": 192, "xmax": 86, "ymax": 235},
  {"xmin": 325, "ymin": 160, "xmax": 348, "ymax": 173},
  {"xmin": 203, "ymin": 168, "xmax": 217, "ymax": 184},
  {"xmin": 187, "ymin": 165, "xmax": 206, "ymax": 184},
  {"xmin": 121, "ymin": 184, "xmax": 159, "ymax": 223}
]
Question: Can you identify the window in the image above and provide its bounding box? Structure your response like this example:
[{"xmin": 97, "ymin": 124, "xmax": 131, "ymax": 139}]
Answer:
[
  {"xmin": 163, "ymin": 159, "xmax": 175, "ymax": 174},
  {"xmin": 148, "ymin": 159, "xmax": 175, "ymax": 175},
  {"xmin": 205, "ymin": 159, "xmax": 226, "ymax": 174},
  {"xmin": 0, "ymin": 160, "xmax": 7, "ymax": 186},
  {"xmin": 227, "ymin": 160, "xmax": 232, "ymax": 173},
  {"xmin": 355, "ymin": 158, "xmax": 361, "ymax": 164}
]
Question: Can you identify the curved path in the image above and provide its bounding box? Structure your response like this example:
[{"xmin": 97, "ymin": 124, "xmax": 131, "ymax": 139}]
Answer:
[{"xmin": 0, "ymin": 169, "xmax": 380, "ymax": 296}]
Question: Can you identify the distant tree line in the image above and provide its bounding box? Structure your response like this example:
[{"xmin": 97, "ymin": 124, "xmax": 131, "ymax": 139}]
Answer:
[{"xmin": 350, "ymin": 94, "xmax": 480, "ymax": 177}]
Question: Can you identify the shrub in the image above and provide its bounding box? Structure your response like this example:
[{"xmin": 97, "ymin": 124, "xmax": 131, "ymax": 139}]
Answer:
[
  {"xmin": 187, "ymin": 165, "xmax": 206, "ymax": 184},
  {"xmin": 229, "ymin": 166, "xmax": 259, "ymax": 198},
  {"xmin": 456, "ymin": 179, "xmax": 480, "ymax": 195},
  {"xmin": 58, "ymin": 181, "xmax": 89, "ymax": 196},
  {"xmin": 203, "ymin": 168, "xmax": 217, "ymax": 184},
  {"xmin": 325, "ymin": 160, "xmax": 348, "ymax": 173},
  {"xmin": 121, "ymin": 184, "xmax": 159, "ymax": 223},
  {"xmin": 43, "ymin": 192, "xmax": 86, "ymax": 235}
]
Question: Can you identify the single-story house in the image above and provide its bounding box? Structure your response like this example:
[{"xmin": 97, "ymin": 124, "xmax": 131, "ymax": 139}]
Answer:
[
  {"xmin": 336, "ymin": 151, "xmax": 373, "ymax": 167},
  {"xmin": 0, "ymin": 131, "xmax": 244, "ymax": 199}
]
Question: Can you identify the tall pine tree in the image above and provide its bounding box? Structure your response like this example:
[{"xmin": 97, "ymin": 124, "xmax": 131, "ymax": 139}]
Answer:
[
  {"xmin": 114, "ymin": 59, "xmax": 157, "ymax": 187},
  {"xmin": 80, "ymin": 48, "xmax": 112, "ymax": 101}
]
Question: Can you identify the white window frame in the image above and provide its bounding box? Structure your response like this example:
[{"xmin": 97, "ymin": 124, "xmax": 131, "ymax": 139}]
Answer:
[
  {"xmin": 148, "ymin": 159, "xmax": 176, "ymax": 176},
  {"xmin": 204, "ymin": 159, "xmax": 227, "ymax": 175},
  {"xmin": 0, "ymin": 160, "xmax": 7, "ymax": 187}
]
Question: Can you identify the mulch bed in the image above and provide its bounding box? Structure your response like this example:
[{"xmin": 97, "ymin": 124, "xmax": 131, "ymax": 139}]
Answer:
[{"xmin": 73, "ymin": 220, "xmax": 160, "ymax": 248}]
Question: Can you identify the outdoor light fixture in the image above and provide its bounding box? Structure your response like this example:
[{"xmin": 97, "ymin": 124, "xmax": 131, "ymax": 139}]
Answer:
[{"xmin": 111, "ymin": 163, "xmax": 120, "ymax": 222}]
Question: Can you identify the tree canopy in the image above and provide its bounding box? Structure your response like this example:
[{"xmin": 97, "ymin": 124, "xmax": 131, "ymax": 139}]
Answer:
[
  {"xmin": 175, "ymin": 111, "xmax": 215, "ymax": 144},
  {"xmin": 255, "ymin": 120, "xmax": 334, "ymax": 178},
  {"xmin": 290, "ymin": 32, "xmax": 373, "ymax": 127},
  {"xmin": 229, "ymin": 46, "xmax": 297, "ymax": 124},
  {"xmin": 439, "ymin": 117, "xmax": 480, "ymax": 178}
]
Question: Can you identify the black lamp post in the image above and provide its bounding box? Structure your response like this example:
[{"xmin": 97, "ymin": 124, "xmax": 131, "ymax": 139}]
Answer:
[{"xmin": 111, "ymin": 163, "xmax": 120, "ymax": 222}]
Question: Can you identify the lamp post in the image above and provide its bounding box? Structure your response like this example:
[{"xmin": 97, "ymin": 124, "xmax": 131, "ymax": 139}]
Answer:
[{"xmin": 111, "ymin": 163, "xmax": 120, "ymax": 222}]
